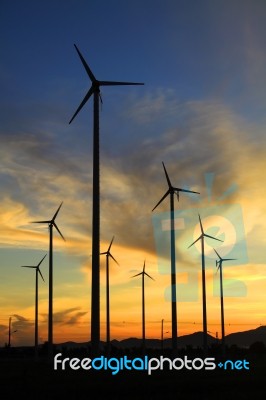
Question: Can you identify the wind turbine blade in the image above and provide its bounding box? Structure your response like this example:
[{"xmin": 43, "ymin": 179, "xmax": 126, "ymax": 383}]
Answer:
[
  {"xmin": 204, "ymin": 233, "xmax": 223, "ymax": 243},
  {"xmin": 53, "ymin": 222, "xmax": 66, "ymax": 241},
  {"xmin": 69, "ymin": 86, "xmax": 94, "ymax": 124},
  {"xmin": 152, "ymin": 190, "xmax": 170, "ymax": 211},
  {"xmin": 100, "ymin": 251, "xmax": 108, "ymax": 255},
  {"xmin": 222, "ymin": 258, "xmax": 237, "ymax": 262},
  {"xmin": 74, "ymin": 44, "xmax": 96, "ymax": 82},
  {"xmin": 143, "ymin": 260, "xmax": 146, "ymax": 273},
  {"xmin": 198, "ymin": 214, "xmax": 204, "ymax": 234},
  {"xmin": 188, "ymin": 235, "xmax": 202, "ymax": 249},
  {"xmin": 213, "ymin": 248, "xmax": 222, "ymax": 260},
  {"xmin": 144, "ymin": 272, "xmax": 155, "ymax": 281},
  {"xmin": 37, "ymin": 254, "xmax": 47, "ymax": 267},
  {"xmin": 52, "ymin": 202, "xmax": 63, "ymax": 221},
  {"xmin": 162, "ymin": 162, "xmax": 172, "ymax": 188},
  {"xmin": 110, "ymin": 253, "xmax": 119, "ymax": 266},
  {"xmin": 173, "ymin": 187, "xmax": 200, "ymax": 195},
  {"xmin": 99, "ymin": 81, "xmax": 144, "ymax": 86},
  {"xmin": 216, "ymin": 260, "xmax": 222, "ymax": 272},
  {"xmin": 31, "ymin": 220, "xmax": 51, "ymax": 224},
  {"xmin": 131, "ymin": 272, "xmax": 143, "ymax": 278},
  {"xmin": 108, "ymin": 236, "xmax": 115, "ymax": 252},
  {"xmin": 38, "ymin": 268, "xmax": 45, "ymax": 282},
  {"xmin": 21, "ymin": 266, "xmax": 36, "ymax": 269}
]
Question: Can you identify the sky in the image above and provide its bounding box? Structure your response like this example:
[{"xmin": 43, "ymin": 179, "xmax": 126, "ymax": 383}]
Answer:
[{"xmin": 0, "ymin": 0, "xmax": 266, "ymax": 347}]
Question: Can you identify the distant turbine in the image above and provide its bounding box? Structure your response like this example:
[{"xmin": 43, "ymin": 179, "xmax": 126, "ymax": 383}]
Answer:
[
  {"xmin": 8, "ymin": 317, "xmax": 17, "ymax": 348},
  {"xmin": 69, "ymin": 44, "xmax": 144, "ymax": 355},
  {"xmin": 100, "ymin": 236, "xmax": 119, "ymax": 353},
  {"xmin": 214, "ymin": 248, "xmax": 236, "ymax": 352},
  {"xmin": 21, "ymin": 254, "xmax": 46, "ymax": 359},
  {"xmin": 31, "ymin": 202, "xmax": 65, "ymax": 359},
  {"xmin": 152, "ymin": 161, "xmax": 200, "ymax": 351},
  {"xmin": 131, "ymin": 260, "xmax": 154, "ymax": 350},
  {"xmin": 188, "ymin": 214, "xmax": 223, "ymax": 353}
]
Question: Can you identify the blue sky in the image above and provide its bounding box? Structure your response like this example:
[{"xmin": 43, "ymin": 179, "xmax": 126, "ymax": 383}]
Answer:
[{"xmin": 0, "ymin": 0, "xmax": 266, "ymax": 345}]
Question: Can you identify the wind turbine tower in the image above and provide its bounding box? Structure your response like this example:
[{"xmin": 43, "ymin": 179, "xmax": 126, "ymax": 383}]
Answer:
[
  {"xmin": 131, "ymin": 260, "xmax": 154, "ymax": 350},
  {"xmin": 32, "ymin": 202, "xmax": 65, "ymax": 359},
  {"xmin": 100, "ymin": 236, "xmax": 119, "ymax": 353},
  {"xmin": 188, "ymin": 214, "xmax": 223, "ymax": 353},
  {"xmin": 21, "ymin": 254, "xmax": 46, "ymax": 358},
  {"xmin": 69, "ymin": 45, "xmax": 144, "ymax": 354},
  {"xmin": 214, "ymin": 248, "xmax": 236, "ymax": 353},
  {"xmin": 152, "ymin": 162, "xmax": 199, "ymax": 351}
]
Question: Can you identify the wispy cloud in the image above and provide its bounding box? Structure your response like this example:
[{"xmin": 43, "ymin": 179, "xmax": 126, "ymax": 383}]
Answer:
[{"xmin": 41, "ymin": 307, "xmax": 87, "ymax": 326}]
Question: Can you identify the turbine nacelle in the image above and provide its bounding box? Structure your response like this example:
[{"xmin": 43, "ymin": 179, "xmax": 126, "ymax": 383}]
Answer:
[
  {"xmin": 31, "ymin": 202, "xmax": 66, "ymax": 242},
  {"xmin": 131, "ymin": 260, "xmax": 155, "ymax": 281},
  {"xmin": 100, "ymin": 236, "xmax": 119, "ymax": 265},
  {"xmin": 21, "ymin": 254, "xmax": 47, "ymax": 282},
  {"xmin": 69, "ymin": 44, "xmax": 144, "ymax": 124},
  {"xmin": 213, "ymin": 248, "xmax": 237, "ymax": 271},
  {"xmin": 188, "ymin": 214, "xmax": 224, "ymax": 249},
  {"xmin": 152, "ymin": 162, "xmax": 200, "ymax": 211}
]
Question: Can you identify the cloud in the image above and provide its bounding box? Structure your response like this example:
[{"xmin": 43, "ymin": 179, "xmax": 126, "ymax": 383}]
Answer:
[
  {"xmin": 123, "ymin": 88, "xmax": 180, "ymax": 125},
  {"xmin": 0, "ymin": 91, "xmax": 265, "ymax": 269},
  {"xmin": 7, "ymin": 314, "xmax": 34, "ymax": 346},
  {"xmin": 41, "ymin": 307, "xmax": 87, "ymax": 326},
  {"xmin": 65, "ymin": 311, "xmax": 88, "ymax": 325}
]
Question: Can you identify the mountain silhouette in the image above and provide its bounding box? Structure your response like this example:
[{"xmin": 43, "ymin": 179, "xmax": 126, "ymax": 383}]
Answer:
[
  {"xmin": 224, "ymin": 325, "xmax": 266, "ymax": 347},
  {"xmin": 55, "ymin": 326, "xmax": 266, "ymax": 351}
]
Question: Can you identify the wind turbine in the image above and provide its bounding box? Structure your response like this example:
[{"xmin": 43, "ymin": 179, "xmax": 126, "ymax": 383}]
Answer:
[
  {"xmin": 131, "ymin": 260, "xmax": 154, "ymax": 350},
  {"xmin": 213, "ymin": 248, "xmax": 236, "ymax": 353},
  {"xmin": 100, "ymin": 236, "xmax": 119, "ymax": 353},
  {"xmin": 7, "ymin": 317, "xmax": 17, "ymax": 348},
  {"xmin": 188, "ymin": 214, "xmax": 223, "ymax": 353},
  {"xmin": 31, "ymin": 202, "xmax": 65, "ymax": 359},
  {"xmin": 69, "ymin": 44, "xmax": 144, "ymax": 355},
  {"xmin": 21, "ymin": 254, "xmax": 46, "ymax": 359},
  {"xmin": 152, "ymin": 161, "xmax": 200, "ymax": 351}
]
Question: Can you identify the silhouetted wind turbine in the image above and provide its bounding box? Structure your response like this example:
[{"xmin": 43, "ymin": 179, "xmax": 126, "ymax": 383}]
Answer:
[
  {"xmin": 152, "ymin": 161, "xmax": 200, "ymax": 351},
  {"xmin": 69, "ymin": 44, "xmax": 144, "ymax": 355},
  {"xmin": 21, "ymin": 254, "xmax": 46, "ymax": 359},
  {"xmin": 100, "ymin": 236, "xmax": 119, "ymax": 353},
  {"xmin": 31, "ymin": 202, "xmax": 65, "ymax": 359},
  {"xmin": 188, "ymin": 214, "xmax": 223, "ymax": 353},
  {"xmin": 131, "ymin": 261, "xmax": 154, "ymax": 350},
  {"xmin": 8, "ymin": 317, "xmax": 17, "ymax": 348},
  {"xmin": 214, "ymin": 248, "xmax": 236, "ymax": 353}
]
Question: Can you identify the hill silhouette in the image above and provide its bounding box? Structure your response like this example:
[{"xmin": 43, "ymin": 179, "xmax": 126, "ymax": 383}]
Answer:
[
  {"xmin": 55, "ymin": 326, "xmax": 266, "ymax": 350},
  {"xmin": 225, "ymin": 325, "xmax": 266, "ymax": 347}
]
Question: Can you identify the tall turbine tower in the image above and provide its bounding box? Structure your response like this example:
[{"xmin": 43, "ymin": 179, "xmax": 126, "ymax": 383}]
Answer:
[
  {"xmin": 32, "ymin": 202, "xmax": 65, "ymax": 359},
  {"xmin": 100, "ymin": 236, "xmax": 119, "ymax": 353},
  {"xmin": 21, "ymin": 254, "xmax": 46, "ymax": 359},
  {"xmin": 69, "ymin": 44, "xmax": 144, "ymax": 354},
  {"xmin": 152, "ymin": 162, "xmax": 199, "ymax": 351},
  {"xmin": 131, "ymin": 261, "xmax": 154, "ymax": 350},
  {"xmin": 213, "ymin": 248, "xmax": 236, "ymax": 353},
  {"xmin": 188, "ymin": 214, "xmax": 223, "ymax": 353}
]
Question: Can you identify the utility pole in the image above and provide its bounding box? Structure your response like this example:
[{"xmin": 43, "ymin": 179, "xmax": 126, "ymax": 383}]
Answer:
[{"xmin": 8, "ymin": 317, "xmax": 11, "ymax": 347}]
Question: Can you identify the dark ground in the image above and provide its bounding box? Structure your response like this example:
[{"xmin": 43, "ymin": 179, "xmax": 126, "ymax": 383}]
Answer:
[{"xmin": 0, "ymin": 346, "xmax": 265, "ymax": 399}]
